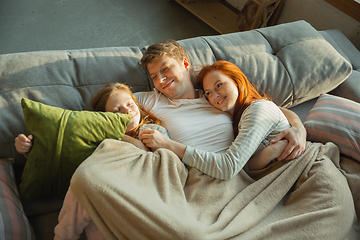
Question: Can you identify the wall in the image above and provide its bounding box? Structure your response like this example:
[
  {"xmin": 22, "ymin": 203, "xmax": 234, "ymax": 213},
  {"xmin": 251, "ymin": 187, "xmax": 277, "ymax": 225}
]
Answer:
[{"xmin": 226, "ymin": 0, "xmax": 360, "ymax": 50}]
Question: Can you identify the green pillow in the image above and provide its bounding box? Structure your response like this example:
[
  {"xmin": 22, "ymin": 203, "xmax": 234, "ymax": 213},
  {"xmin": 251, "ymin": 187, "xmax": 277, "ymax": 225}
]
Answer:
[{"xmin": 19, "ymin": 98, "xmax": 131, "ymax": 199}]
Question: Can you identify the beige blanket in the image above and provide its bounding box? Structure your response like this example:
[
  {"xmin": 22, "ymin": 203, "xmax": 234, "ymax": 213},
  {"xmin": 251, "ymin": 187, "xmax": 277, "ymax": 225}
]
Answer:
[{"xmin": 71, "ymin": 139, "xmax": 359, "ymax": 240}]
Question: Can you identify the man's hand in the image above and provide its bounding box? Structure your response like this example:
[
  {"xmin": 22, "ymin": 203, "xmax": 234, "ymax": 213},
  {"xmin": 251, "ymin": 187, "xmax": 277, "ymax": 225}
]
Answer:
[
  {"xmin": 15, "ymin": 134, "xmax": 33, "ymax": 157},
  {"xmin": 271, "ymin": 123, "xmax": 306, "ymax": 160}
]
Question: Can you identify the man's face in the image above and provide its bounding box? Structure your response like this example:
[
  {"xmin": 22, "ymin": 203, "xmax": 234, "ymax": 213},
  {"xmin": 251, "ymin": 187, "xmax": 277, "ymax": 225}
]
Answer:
[{"xmin": 147, "ymin": 56, "xmax": 194, "ymax": 100}]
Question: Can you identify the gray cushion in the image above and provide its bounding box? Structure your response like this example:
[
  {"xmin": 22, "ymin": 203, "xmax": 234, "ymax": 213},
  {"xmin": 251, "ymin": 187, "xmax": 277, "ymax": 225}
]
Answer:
[
  {"xmin": 179, "ymin": 20, "xmax": 352, "ymax": 108},
  {"xmin": 320, "ymin": 29, "xmax": 360, "ymax": 71}
]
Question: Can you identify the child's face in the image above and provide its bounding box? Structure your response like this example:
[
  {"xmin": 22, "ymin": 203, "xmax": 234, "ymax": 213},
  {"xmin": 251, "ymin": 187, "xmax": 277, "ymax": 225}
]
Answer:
[
  {"xmin": 203, "ymin": 70, "xmax": 239, "ymax": 116},
  {"xmin": 105, "ymin": 90, "xmax": 141, "ymax": 133}
]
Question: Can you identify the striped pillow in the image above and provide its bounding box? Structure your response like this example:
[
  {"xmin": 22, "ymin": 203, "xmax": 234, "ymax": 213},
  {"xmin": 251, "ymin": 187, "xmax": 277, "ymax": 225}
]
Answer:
[
  {"xmin": 304, "ymin": 93, "xmax": 360, "ymax": 162},
  {"xmin": 0, "ymin": 159, "xmax": 34, "ymax": 239}
]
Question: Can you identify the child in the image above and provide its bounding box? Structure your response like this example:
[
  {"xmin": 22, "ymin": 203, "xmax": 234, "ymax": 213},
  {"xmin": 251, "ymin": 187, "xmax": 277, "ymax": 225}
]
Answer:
[
  {"xmin": 15, "ymin": 83, "xmax": 167, "ymax": 239},
  {"xmin": 15, "ymin": 82, "xmax": 167, "ymax": 155}
]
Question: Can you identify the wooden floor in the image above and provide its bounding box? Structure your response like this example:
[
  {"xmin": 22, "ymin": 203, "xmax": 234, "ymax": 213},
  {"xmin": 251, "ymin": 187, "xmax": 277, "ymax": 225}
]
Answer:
[{"xmin": 174, "ymin": 0, "xmax": 239, "ymax": 34}]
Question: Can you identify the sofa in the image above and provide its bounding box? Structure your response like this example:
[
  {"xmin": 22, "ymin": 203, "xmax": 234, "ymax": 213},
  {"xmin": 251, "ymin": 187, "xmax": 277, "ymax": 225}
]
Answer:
[{"xmin": 0, "ymin": 20, "xmax": 359, "ymax": 239}]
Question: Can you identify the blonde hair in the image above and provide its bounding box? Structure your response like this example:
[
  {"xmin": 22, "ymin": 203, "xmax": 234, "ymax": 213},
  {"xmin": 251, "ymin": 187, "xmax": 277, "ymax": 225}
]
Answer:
[
  {"xmin": 139, "ymin": 39, "xmax": 191, "ymax": 72},
  {"xmin": 91, "ymin": 82, "xmax": 162, "ymax": 138}
]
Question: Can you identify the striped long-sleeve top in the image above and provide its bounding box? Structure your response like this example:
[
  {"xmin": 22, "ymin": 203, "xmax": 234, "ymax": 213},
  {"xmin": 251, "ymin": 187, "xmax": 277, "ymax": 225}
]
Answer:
[{"xmin": 182, "ymin": 99, "xmax": 291, "ymax": 179}]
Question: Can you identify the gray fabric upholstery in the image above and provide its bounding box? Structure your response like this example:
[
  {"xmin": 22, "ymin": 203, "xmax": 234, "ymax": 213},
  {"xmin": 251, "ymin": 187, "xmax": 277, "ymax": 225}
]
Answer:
[
  {"xmin": 321, "ymin": 30, "xmax": 360, "ymax": 71},
  {"xmin": 197, "ymin": 21, "xmax": 352, "ymax": 107},
  {"xmin": 320, "ymin": 30, "xmax": 360, "ymax": 104}
]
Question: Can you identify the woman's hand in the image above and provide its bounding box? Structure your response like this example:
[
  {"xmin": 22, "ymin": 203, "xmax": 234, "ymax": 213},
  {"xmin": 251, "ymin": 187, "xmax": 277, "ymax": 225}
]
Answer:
[
  {"xmin": 15, "ymin": 134, "xmax": 33, "ymax": 158},
  {"xmin": 271, "ymin": 122, "xmax": 306, "ymax": 160},
  {"xmin": 140, "ymin": 129, "xmax": 170, "ymax": 151},
  {"xmin": 121, "ymin": 135, "xmax": 149, "ymax": 151},
  {"xmin": 140, "ymin": 129, "xmax": 186, "ymax": 158}
]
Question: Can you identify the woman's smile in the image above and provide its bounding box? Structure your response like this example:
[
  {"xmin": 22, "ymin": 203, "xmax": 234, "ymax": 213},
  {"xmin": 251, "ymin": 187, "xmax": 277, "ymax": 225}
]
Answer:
[{"xmin": 217, "ymin": 96, "xmax": 226, "ymax": 106}]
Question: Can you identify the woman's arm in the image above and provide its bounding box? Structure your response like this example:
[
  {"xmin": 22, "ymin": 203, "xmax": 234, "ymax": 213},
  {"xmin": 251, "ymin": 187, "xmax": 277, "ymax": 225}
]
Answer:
[
  {"xmin": 141, "ymin": 128, "xmax": 289, "ymax": 172},
  {"xmin": 143, "ymin": 101, "xmax": 286, "ymax": 179},
  {"xmin": 273, "ymin": 107, "xmax": 306, "ymax": 160},
  {"xmin": 142, "ymin": 101, "xmax": 294, "ymax": 179},
  {"xmin": 182, "ymin": 101, "xmax": 284, "ymax": 179}
]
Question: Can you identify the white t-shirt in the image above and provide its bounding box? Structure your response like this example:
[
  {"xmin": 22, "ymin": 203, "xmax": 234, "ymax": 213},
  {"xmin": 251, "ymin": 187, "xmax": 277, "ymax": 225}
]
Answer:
[
  {"xmin": 182, "ymin": 100, "xmax": 291, "ymax": 179},
  {"xmin": 134, "ymin": 89, "xmax": 234, "ymax": 153}
]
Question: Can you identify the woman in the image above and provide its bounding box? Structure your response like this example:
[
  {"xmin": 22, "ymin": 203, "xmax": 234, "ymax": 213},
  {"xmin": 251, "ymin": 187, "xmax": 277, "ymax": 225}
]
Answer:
[{"xmin": 140, "ymin": 60, "xmax": 293, "ymax": 179}]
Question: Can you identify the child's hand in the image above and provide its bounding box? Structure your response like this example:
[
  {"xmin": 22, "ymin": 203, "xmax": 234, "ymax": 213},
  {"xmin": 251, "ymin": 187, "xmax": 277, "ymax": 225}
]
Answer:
[{"xmin": 15, "ymin": 134, "xmax": 33, "ymax": 156}]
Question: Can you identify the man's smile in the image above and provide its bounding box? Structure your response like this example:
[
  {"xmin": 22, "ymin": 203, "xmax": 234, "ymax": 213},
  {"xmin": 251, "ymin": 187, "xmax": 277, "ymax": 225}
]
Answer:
[{"xmin": 163, "ymin": 79, "xmax": 174, "ymax": 90}]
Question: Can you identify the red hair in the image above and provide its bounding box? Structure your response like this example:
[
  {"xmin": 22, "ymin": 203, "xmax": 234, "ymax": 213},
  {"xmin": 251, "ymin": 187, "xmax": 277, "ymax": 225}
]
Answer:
[
  {"xmin": 196, "ymin": 61, "xmax": 270, "ymax": 136},
  {"xmin": 91, "ymin": 82, "xmax": 163, "ymax": 138}
]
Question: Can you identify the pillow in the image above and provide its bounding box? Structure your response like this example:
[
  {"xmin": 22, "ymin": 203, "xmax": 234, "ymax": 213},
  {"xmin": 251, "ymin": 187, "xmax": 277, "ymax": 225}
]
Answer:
[
  {"xmin": 0, "ymin": 159, "xmax": 35, "ymax": 239},
  {"xmin": 195, "ymin": 20, "xmax": 352, "ymax": 108},
  {"xmin": 19, "ymin": 98, "xmax": 131, "ymax": 199},
  {"xmin": 304, "ymin": 94, "xmax": 360, "ymax": 163}
]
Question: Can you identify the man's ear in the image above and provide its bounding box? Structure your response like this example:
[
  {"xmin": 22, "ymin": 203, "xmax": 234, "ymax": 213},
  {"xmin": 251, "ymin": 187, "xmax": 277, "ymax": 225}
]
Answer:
[{"xmin": 183, "ymin": 57, "xmax": 190, "ymax": 69}]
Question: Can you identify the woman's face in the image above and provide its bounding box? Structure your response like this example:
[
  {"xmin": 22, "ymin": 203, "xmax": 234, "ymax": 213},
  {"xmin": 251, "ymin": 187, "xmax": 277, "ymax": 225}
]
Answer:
[
  {"xmin": 105, "ymin": 90, "xmax": 141, "ymax": 133},
  {"xmin": 203, "ymin": 70, "xmax": 239, "ymax": 116}
]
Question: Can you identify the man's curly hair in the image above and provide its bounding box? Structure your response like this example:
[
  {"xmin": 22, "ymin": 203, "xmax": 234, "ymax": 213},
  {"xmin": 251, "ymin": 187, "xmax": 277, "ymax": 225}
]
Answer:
[{"xmin": 139, "ymin": 39, "xmax": 191, "ymax": 73}]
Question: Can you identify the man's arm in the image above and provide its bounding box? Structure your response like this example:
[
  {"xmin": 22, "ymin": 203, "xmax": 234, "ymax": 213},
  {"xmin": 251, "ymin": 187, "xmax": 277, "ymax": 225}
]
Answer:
[
  {"xmin": 248, "ymin": 140, "xmax": 288, "ymax": 170},
  {"xmin": 272, "ymin": 107, "xmax": 307, "ymax": 160}
]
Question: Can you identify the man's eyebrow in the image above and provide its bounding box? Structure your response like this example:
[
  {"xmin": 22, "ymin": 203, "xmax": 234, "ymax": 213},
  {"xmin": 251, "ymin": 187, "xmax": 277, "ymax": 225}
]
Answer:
[{"xmin": 150, "ymin": 62, "xmax": 166, "ymax": 76}]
